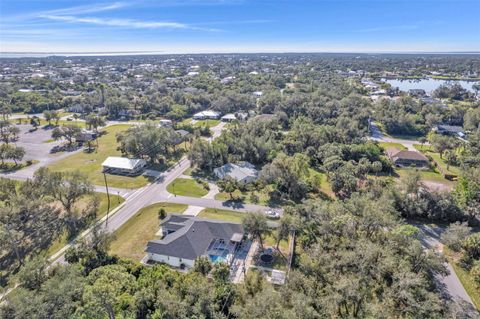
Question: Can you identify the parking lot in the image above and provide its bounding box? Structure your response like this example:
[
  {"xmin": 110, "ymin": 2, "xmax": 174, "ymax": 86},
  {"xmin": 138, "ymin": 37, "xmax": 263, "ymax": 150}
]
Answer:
[
  {"xmin": 14, "ymin": 125, "xmax": 60, "ymax": 161},
  {"xmin": 0, "ymin": 125, "xmax": 79, "ymax": 180}
]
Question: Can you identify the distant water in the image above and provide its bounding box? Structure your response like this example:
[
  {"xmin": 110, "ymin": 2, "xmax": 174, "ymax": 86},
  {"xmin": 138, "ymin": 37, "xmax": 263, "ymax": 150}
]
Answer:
[{"xmin": 382, "ymin": 78, "xmax": 478, "ymax": 93}]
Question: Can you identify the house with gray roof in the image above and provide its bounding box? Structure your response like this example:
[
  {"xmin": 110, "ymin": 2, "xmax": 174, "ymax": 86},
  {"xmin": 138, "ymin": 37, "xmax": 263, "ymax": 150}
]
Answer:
[
  {"xmin": 214, "ymin": 162, "xmax": 258, "ymax": 184},
  {"xmin": 433, "ymin": 124, "xmax": 465, "ymax": 138},
  {"xmin": 386, "ymin": 148, "xmax": 429, "ymax": 168},
  {"xmin": 145, "ymin": 215, "xmax": 244, "ymax": 269}
]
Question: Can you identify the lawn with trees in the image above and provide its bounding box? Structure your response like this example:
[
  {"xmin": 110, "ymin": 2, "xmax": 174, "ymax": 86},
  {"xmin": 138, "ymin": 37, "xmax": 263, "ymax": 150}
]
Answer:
[
  {"xmin": 166, "ymin": 178, "xmax": 209, "ymax": 197},
  {"xmin": 48, "ymin": 124, "xmax": 151, "ymax": 188}
]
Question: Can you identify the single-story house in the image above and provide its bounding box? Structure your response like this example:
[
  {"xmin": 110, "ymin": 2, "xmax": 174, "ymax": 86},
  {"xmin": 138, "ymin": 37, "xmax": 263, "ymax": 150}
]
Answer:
[
  {"xmin": 408, "ymin": 89, "xmax": 426, "ymax": 97},
  {"xmin": 221, "ymin": 114, "xmax": 237, "ymax": 122},
  {"xmin": 214, "ymin": 162, "xmax": 258, "ymax": 184},
  {"xmin": 145, "ymin": 214, "xmax": 244, "ymax": 270},
  {"xmin": 75, "ymin": 130, "xmax": 97, "ymax": 143},
  {"xmin": 193, "ymin": 110, "xmax": 221, "ymax": 120},
  {"xmin": 174, "ymin": 129, "xmax": 190, "ymax": 144},
  {"xmin": 102, "ymin": 156, "xmax": 147, "ymax": 176},
  {"xmin": 433, "ymin": 125, "xmax": 465, "ymax": 138},
  {"xmin": 159, "ymin": 119, "xmax": 173, "ymax": 127},
  {"xmin": 386, "ymin": 148, "xmax": 429, "ymax": 167}
]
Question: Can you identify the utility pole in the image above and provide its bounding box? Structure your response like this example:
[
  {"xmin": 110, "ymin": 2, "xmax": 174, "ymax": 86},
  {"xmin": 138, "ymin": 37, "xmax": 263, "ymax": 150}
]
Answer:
[{"xmin": 103, "ymin": 172, "xmax": 111, "ymax": 227}]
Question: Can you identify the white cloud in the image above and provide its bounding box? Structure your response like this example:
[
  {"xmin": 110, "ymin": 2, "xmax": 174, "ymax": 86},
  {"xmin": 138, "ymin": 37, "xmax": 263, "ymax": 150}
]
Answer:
[
  {"xmin": 40, "ymin": 15, "xmax": 190, "ymax": 29},
  {"xmin": 41, "ymin": 2, "xmax": 129, "ymax": 16}
]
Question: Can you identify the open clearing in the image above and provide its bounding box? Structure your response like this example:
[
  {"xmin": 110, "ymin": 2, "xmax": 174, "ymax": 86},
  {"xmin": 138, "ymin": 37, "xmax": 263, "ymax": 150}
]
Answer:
[
  {"xmin": 47, "ymin": 193, "xmax": 125, "ymax": 256},
  {"xmin": 48, "ymin": 125, "xmax": 150, "ymax": 188},
  {"xmin": 109, "ymin": 202, "xmax": 188, "ymax": 260},
  {"xmin": 166, "ymin": 178, "xmax": 209, "ymax": 197}
]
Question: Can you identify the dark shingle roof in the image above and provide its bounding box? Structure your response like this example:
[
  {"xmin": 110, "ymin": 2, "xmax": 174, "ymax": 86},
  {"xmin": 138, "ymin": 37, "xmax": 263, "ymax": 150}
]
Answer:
[{"xmin": 146, "ymin": 215, "xmax": 243, "ymax": 260}]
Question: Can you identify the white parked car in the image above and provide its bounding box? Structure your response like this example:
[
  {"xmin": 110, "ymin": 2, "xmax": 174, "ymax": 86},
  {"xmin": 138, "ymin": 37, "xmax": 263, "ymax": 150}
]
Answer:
[{"xmin": 265, "ymin": 210, "xmax": 280, "ymax": 218}]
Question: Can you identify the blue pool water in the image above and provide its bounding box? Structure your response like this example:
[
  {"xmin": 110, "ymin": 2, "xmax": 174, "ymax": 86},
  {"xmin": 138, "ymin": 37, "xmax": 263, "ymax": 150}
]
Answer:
[
  {"xmin": 209, "ymin": 255, "xmax": 227, "ymax": 263},
  {"xmin": 209, "ymin": 248, "xmax": 229, "ymax": 263}
]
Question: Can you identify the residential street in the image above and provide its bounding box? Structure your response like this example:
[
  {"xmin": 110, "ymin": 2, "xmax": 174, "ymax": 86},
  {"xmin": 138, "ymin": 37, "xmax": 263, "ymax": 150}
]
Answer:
[
  {"xmin": 49, "ymin": 122, "xmax": 271, "ymax": 265},
  {"xmin": 369, "ymin": 121, "xmax": 424, "ymax": 151},
  {"xmin": 3, "ymin": 120, "xmax": 473, "ymax": 311},
  {"xmin": 416, "ymin": 224, "xmax": 475, "ymax": 307}
]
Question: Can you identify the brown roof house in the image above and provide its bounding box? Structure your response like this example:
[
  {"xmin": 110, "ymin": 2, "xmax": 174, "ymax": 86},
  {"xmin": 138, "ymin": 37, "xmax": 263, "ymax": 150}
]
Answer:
[{"xmin": 386, "ymin": 148, "xmax": 429, "ymax": 168}]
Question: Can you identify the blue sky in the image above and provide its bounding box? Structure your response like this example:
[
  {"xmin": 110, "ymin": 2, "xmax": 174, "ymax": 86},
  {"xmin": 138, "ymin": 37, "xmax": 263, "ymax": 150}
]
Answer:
[{"xmin": 1, "ymin": 0, "xmax": 479, "ymax": 53}]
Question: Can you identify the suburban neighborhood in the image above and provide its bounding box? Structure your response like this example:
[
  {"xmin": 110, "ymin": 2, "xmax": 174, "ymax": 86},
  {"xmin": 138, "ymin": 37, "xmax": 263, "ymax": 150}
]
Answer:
[{"xmin": 0, "ymin": 2, "xmax": 479, "ymax": 315}]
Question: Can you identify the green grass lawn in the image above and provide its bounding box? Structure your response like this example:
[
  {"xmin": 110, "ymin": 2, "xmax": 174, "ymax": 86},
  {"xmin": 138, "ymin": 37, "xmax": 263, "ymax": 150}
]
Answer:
[
  {"xmin": 47, "ymin": 193, "xmax": 125, "ymax": 256},
  {"xmin": 193, "ymin": 119, "xmax": 220, "ymax": 128},
  {"xmin": 308, "ymin": 169, "xmax": 334, "ymax": 198},
  {"xmin": 197, "ymin": 208, "xmax": 245, "ymax": 223},
  {"xmin": 413, "ymin": 144, "xmax": 461, "ymax": 176},
  {"xmin": 182, "ymin": 167, "xmax": 193, "ymax": 176},
  {"xmin": 427, "ymin": 152, "xmax": 461, "ymax": 176},
  {"xmin": 214, "ymin": 187, "xmax": 276, "ymax": 206},
  {"xmin": 378, "ymin": 142, "xmax": 407, "ymax": 150},
  {"xmin": 40, "ymin": 119, "xmax": 87, "ymax": 128},
  {"xmin": 264, "ymin": 234, "xmax": 289, "ymax": 254},
  {"xmin": 109, "ymin": 202, "xmax": 187, "ymax": 260},
  {"xmin": 178, "ymin": 118, "xmax": 193, "ymax": 126},
  {"xmin": 48, "ymin": 125, "xmax": 150, "ymax": 189},
  {"xmin": 0, "ymin": 160, "xmax": 38, "ymax": 173},
  {"xmin": 395, "ymin": 167, "xmax": 455, "ymax": 186},
  {"xmin": 166, "ymin": 178, "xmax": 209, "ymax": 197},
  {"xmin": 413, "ymin": 144, "xmax": 434, "ymax": 152},
  {"xmin": 444, "ymin": 247, "xmax": 480, "ymax": 310}
]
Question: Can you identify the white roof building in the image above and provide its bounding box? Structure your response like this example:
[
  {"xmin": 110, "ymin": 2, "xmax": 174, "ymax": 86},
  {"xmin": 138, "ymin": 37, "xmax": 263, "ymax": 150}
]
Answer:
[
  {"xmin": 214, "ymin": 162, "xmax": 258, "ymax": 184},
  {"xmin": 102, "ymin": 156, "xmax": 146, "ymax": 175},
  {"xmin": 221, "ymin": 114, "xmax": 237, "ymax": 122},
  {"xmin": 159, "ymin": 119, "xmax": 173, "ymax": 127},
  {"xmin": 193, "ymin": 110, "xmax": 221, "ymax": 120}
]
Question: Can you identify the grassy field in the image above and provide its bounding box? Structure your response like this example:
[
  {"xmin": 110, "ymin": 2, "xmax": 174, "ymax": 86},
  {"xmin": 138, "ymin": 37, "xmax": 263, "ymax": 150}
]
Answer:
[
  {"xmin": 413, "ymin": 144, "xmax": 434, "ymax": 152},
  {"xmin": 193, "ymin": 119, "xmax": 220, "ymax": 128},
  {"xmin": 214, "ymin": 186, "xmax": 277, "ymax": 206},
  {"xmin": 47, "ymin": 193, "xmax": 125, "ymax": 256},
  {"xmin": 166, "ymin": 178, "xmax": 209, "ymax": 197},
  {"xmin": 0, "ymin": 160, "xmax": 38, "ymax": 173},
  {"xmin": 264, "ymin": 234, "xmax": 289, "ymax": 254},
  {"xmin": 197, "ymin": 208, "xmax": 245, "ymax": 223},
  {"xmin": 308, "ymin": 169, "xmax": 334, "ymax": 198},
  {"xmin": 48, "ymin": 125, "xmax": 150, "ymax": 188},
  {"xmin": 109, "ymin": 202, "xmax": 188, "ymax": 260},
  {"xmin": 444, "ymin": 247, "xmax": 480, "ymax": 309},
  {"xmin": 378, "ymin": 142, "xmax": 407, "ymax": 150},
  {"xmin": 178, "ymin": 118, "xmax": 193, "ymax": 126},
  {"xmin": 41, "ymin": 119, "xmax": 87, "ymax": 128},
  {"xmin": 396, "ymin": 167, "xmax": 455, "ymax": 186},
  {"xmin": 414, "ymin": 144, "xmax": 461, "ymax": 176}
]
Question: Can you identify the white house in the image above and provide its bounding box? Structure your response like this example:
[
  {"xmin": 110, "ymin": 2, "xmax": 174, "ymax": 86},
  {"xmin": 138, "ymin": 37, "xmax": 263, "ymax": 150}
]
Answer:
[
  {"xmin": 158, "ymin": 119, "xmax": 173, "ymax": 127},
  {"xmin": 214, "ymin": 162, "xmax": 258, "ymax": 184},
  {"xmin": 193, "ymin": 110, "xmax": 221, "ymax": 120},
  {"xmin": 145, "ymin": 215, "xmax": 244, "ymax": 270},
  {"xmin": 221, "ymin": 114, "xmax": 237, "ymax": 122},
  {"xmin": 102, "ymin": 156, "xmax": 146, "ymax": 176}
]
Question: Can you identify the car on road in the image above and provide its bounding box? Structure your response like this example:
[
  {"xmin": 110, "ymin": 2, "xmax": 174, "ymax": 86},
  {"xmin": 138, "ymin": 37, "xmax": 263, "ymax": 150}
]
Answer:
[{"xmin": 265, "ymin": 209, "xmax": 280, "ymax": 219}]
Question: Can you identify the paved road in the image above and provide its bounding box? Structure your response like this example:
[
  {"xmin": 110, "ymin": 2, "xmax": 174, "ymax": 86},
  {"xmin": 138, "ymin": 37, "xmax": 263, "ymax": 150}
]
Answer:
[
  {"xmin": 369, "ymin": 121, "xmax": 425, "ymax": 151},
  {"xmin": 416, "ymin": 223, "xmax": 475, "ymax": 307},
  {"xmin": 50, "ymin": 122, "xmax": 273, "ymax": 263}
]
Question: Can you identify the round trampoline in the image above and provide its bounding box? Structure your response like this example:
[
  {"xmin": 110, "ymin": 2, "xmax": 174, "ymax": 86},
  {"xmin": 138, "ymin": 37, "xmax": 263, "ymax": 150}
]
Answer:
[{"xmin": 260, "ymin": 253, "xmax": 274, "ymax": 263}]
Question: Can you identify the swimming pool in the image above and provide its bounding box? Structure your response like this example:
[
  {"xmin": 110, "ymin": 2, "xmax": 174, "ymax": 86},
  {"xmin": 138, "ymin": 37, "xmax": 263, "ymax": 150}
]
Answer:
[{"xmin": 209, "ymin": 248, "xmax": 229, "ymax": 263}]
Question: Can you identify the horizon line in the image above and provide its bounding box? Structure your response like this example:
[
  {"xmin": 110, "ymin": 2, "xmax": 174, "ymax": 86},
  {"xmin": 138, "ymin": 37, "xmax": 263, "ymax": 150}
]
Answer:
[{"xmin": 1, "ymin": 50, "xmax": 480, "ymax": 57}]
